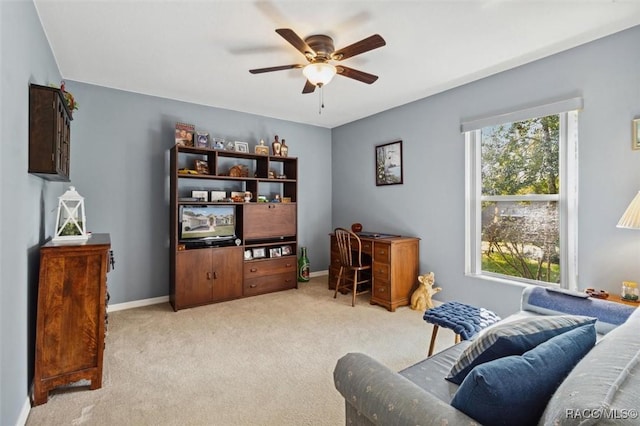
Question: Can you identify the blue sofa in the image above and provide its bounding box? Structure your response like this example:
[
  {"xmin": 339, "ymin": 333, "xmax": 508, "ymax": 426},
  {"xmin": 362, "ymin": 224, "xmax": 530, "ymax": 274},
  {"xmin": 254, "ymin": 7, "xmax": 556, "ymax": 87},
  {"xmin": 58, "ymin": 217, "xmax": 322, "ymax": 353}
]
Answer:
[{"xmin": 334, "ymin": 287, "xmax": 640, "ymax": 425}]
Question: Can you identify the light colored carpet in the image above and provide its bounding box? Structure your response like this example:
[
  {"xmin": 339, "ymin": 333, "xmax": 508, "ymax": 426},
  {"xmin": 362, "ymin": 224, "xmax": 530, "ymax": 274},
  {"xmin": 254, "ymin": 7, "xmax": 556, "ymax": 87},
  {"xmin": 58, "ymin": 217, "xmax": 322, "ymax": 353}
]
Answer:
[{"xmin": 26, "ymin": 276, "xmax": 455, "ymax": 425}]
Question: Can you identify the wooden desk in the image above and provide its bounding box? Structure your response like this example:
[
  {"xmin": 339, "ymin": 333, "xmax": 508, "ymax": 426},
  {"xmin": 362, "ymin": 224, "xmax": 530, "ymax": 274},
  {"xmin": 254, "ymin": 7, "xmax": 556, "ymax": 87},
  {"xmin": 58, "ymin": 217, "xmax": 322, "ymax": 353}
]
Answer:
[{"xmin": 329, "ymin": 234, "xmax": 420, "ymax": 311}]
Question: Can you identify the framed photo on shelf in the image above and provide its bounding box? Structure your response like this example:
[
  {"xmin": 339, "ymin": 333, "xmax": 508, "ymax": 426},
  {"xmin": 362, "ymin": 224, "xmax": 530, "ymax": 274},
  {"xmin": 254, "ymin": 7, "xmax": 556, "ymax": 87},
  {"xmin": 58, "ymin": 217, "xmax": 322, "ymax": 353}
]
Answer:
[
  {"xmin": 212, "ymin": 138, "xmax": 225, "ymax": 150},
  {"xmin": 252, "ymin": 247, "xmax": 266, "ymax": 259},
  {"xmin": 375, "ymin": 140, "xmax": 403, "ymax": 186},
  {"xmin": 633, "ymin": 118, "xmax": 640, "ymax": 150},
  {"xmin": 194, "ymin": 159, "xmax": 209, "ymax": 175},
  {"xmin": 269, "ymin": 247, "xmax": 282, "ymax": 257},
  {"xmin": 234, "ymin": 141, "xmax": 249, "ymax": 153},
  {"xmin": 191, "ymin": 190, "xmax": 208, "ymax": 202},
  {"xmin": 175, "ymin": 122, "xmax": 195, "ymax": 147},
  {"xmin": 196, "ymin": 132, "xmax": 209, "ymax": 148},
  {"xmin": 281, "ymin": 245, "xmax": 292, "ymax": 256}
]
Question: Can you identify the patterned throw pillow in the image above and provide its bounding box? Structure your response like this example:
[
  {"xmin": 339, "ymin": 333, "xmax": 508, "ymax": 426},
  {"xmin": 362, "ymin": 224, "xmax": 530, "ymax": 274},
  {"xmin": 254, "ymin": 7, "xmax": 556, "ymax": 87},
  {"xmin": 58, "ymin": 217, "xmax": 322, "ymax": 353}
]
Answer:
[{"xmin": 446, "ymin": 315, "xmax": 596, "ymax": 385}]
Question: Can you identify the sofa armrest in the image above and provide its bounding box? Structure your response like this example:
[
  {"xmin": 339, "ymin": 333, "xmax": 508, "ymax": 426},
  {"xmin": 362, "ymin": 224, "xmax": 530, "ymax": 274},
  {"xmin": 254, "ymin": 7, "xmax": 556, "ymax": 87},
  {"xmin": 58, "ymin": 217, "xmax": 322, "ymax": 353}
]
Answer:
[
  {"xmin": 521, "ymin": 286, "xmax": 635, "ymax": 334},
  {"xmin": 334, "ymin": 353, "xmax": 478, "ymax": 426}
]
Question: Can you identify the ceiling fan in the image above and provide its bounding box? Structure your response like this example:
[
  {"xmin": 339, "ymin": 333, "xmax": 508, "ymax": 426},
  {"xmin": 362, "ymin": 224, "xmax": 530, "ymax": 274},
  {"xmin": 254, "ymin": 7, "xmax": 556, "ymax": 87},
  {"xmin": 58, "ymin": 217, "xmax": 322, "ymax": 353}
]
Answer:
[{"xmin": 249, "ymin": 28, "xmax": 386, "ymax": 94}]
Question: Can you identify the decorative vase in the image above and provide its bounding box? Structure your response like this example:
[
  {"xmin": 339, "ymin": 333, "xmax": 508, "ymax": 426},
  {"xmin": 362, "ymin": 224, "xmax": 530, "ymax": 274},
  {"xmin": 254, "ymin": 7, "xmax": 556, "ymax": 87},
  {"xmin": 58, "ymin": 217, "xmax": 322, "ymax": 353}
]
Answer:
[
  {"xmin": 298, "ymin": 247, "xmax": 310, "ymax": 282},
  {"xmin": 280, "ymin": 139, "xmax": 288, "ymax": 157},
  {"xmin": 272, "ymin": 135, "xmax": 282, "ymax": 156}
]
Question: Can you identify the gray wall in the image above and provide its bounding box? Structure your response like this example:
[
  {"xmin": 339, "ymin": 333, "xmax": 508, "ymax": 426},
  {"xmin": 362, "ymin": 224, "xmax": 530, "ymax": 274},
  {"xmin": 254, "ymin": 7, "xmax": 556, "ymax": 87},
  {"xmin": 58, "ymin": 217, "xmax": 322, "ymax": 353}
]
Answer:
[
  {"xmin": 1, "ymin": 1, "xmax": 68, "ymax": 424},
  {"xmin": 332, "ymin": 25, "xmax": 640, "ymax": 319},
  {"xmin": 62, "ymin": 82, "xmax": 332, "ymax": 305}
]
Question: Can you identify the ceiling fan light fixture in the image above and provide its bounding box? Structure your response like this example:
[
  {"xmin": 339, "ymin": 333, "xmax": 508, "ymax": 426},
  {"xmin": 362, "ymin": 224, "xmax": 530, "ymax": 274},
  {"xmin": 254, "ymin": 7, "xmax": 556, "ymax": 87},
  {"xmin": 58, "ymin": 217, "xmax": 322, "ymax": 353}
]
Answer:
[{"xmin": 303, "ymin": 62, "xmax": 336, "ymax": 86}]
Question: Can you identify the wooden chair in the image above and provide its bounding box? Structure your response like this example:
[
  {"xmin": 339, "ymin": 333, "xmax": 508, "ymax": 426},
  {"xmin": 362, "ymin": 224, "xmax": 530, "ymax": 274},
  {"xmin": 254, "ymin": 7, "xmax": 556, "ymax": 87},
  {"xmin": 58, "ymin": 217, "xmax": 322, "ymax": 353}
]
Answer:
[{"xmin": 333, "ymin": 227, "xmax": 372, "ymax": 307}]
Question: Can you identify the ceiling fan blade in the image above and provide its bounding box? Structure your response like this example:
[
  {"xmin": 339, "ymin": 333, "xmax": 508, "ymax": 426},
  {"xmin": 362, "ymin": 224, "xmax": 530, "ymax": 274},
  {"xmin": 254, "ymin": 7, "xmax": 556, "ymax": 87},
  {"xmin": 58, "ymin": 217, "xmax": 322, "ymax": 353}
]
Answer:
[
  {"xmin": 302, "ymin": 80, "xmax": 316, "ymax": 94},
  {"xmin": 276, "ymin": 28, "xmax": 316, "ymax": 58},
  {"xmin": 332, "ymin": 34, "xmax": 386, "ymax": 61},
  {"xmin": 249, "ymin": 64, "xmax": 303, "ymax": 74},
  {"xmin": 336, "ymin": 66, "xmax": 379, "ymax": 84}
]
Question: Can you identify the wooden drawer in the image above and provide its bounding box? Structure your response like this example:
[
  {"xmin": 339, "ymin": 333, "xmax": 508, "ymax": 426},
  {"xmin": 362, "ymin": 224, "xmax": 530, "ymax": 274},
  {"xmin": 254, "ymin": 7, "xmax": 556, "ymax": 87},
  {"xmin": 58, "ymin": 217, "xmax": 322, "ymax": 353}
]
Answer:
[
  {"xmin": 360, "ymin": 240, "xmax": 373, "ymax": 255},
  {"xmin": 244, "ymin": 257, "xmax": 296, "ymax": 277},
  {"xmin": 373, "ymin": 282, "xmax": 391, "ymax": 302},
  {"xmin": 373, "ymin": 243, "xmax": 390, "ymax": 263},
  {"xmin": 243, "ymin": 204, "xmax": 296, "ymax": 239},
  {"xmin": 373, "ymin": 262, "xmax": 390, "ymax": 281},
  {"xmin": 244, "ymin": 272, "xmax": 296, "ymax": 296}
]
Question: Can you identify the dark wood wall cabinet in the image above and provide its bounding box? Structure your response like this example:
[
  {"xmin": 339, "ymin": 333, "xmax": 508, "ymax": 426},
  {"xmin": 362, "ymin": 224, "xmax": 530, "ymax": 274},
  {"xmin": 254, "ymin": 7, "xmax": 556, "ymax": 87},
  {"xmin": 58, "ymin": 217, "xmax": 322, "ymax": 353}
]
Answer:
[
  {"xmin": 29, "ymin": 83, "xmax": 73, "ymax": 181},
  {"xmin": 33, "ymin": 234, "xmax": 112, "ymax": 405},
  {"xmin": 170, "ymin": 145, "xmax": 298, "ymax": 311}
]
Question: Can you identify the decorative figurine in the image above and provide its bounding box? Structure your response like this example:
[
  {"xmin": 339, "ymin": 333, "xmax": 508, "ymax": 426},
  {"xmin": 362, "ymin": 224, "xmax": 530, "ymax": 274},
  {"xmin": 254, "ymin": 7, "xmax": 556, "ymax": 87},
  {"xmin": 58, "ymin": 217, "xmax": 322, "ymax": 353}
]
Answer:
[
  {"xmin": 272, "ymin": 135, "xmax": 282, "ymax": 156},
  {"xmin": 410, "ymin": 272, "xmax": 441, "ymax": 311},
  {"xmin": 280, "ymin": 139, "xmax": 288, "ymax": 157}
]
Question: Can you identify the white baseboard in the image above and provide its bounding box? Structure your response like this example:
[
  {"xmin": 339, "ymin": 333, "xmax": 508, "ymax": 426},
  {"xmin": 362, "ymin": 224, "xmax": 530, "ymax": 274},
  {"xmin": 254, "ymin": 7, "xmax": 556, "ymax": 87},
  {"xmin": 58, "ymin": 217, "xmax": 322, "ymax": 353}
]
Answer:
[
  {"xmin": 16, "ymin": 396, "xmax": 30, "ymax": 426},
  {"xmin": 107, "ymin": 296, "xmax": 169, "ymax": 312},
  {"xmin": 107, "ymin": 271, "xmax": 329, "ymax": 313}
]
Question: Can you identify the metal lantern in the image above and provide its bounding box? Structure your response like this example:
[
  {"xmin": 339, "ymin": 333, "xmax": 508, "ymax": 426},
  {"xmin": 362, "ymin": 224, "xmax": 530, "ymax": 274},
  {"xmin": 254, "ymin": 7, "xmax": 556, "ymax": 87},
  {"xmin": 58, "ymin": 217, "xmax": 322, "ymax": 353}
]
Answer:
[{"xmin": 53, "ymin": 186, "xmax": 88, "ymax": 242}]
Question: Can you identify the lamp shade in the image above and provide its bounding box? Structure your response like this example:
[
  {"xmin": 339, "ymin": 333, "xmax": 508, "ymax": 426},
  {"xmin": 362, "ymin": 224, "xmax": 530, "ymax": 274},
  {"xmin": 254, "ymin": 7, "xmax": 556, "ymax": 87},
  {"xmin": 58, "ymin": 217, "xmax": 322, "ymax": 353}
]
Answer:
[
  {"xmin": 617, "ymin": 191, "xmax": 640, "ymax": 230},
  {"xmin": 53, "ymin": 186, "xmax": 88, "ymax": 241},
  {"xmin": 302, "ymin": 62, "xmax": 337, "ymax": 86}
]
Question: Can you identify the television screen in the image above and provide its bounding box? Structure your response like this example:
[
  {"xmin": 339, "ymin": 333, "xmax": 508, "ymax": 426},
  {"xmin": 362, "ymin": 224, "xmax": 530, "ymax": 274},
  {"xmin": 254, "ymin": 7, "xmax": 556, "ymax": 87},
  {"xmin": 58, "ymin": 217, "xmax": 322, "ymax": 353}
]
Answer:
[{"xmin": 179, "ymin": 205, "xmax": 236, "ymax": 240}]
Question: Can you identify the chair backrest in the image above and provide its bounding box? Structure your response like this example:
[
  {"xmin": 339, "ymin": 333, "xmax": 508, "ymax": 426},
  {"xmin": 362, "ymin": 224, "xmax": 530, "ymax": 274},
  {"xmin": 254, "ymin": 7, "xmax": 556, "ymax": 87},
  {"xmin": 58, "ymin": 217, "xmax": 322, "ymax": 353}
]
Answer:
[{"xmin": 334, "ymin": 227, "xmax": 364, "ymax": 268}]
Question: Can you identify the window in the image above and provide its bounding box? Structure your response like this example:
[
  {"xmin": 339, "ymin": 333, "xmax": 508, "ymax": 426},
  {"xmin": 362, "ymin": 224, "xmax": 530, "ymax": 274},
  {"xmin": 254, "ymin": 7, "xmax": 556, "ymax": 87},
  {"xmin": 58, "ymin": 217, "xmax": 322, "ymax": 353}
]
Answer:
[{"xmin": 464, "ymin": 99, "xmax": 580, "ymax": 289}]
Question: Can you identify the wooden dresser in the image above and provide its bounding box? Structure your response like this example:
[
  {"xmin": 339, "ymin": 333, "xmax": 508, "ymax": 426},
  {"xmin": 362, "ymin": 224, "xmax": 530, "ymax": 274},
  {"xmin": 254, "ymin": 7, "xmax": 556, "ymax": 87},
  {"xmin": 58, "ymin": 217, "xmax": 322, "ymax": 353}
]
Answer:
[
  {"xmin": 33, "ymin": 234, "xmax": 112, "ymax": 405},
  {"xmin": 329, "ymin": 234, "xmax": 420, "ymax": 311}
]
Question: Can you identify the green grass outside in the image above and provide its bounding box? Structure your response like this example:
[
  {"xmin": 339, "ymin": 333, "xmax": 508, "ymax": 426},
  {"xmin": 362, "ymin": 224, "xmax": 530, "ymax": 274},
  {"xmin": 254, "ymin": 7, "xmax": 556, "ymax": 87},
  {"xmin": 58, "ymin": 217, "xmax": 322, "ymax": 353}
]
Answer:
[{"xmin": 482, "ymin": 251, "xmax": 560, "ymax": 283}]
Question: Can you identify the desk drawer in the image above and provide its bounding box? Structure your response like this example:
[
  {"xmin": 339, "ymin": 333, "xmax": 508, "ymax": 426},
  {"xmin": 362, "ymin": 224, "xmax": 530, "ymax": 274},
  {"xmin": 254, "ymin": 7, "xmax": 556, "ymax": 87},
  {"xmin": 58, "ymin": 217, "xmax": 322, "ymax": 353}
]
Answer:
[
  {"xmin": 244, "ymin": 257, "xmax": 296, "ymax": 277},
  {"xmin": 373, "ymin": 243, "xmax": 390, "ymax": 263},
  {"xmin": 373, "ymin": 282, "xmax": 391, "ymax": 302},
  {"xmin": 244, "ymin": 272, "xmax": 296, "ymax": 296},
  {"xmin": 373, "ymin": 262, "xmax": 390, "ymax": 281},
  {"xmin": 360, "ymin": 240, "xmax": 373, "ymax": 255}
]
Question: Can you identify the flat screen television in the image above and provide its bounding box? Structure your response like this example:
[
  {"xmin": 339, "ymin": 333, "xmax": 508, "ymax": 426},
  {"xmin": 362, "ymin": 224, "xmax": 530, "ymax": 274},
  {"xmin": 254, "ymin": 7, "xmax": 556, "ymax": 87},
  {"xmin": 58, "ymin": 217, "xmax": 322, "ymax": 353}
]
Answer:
[{"xmin": 179, "ymin": 205, "xmax": 236, "ymax": 242}]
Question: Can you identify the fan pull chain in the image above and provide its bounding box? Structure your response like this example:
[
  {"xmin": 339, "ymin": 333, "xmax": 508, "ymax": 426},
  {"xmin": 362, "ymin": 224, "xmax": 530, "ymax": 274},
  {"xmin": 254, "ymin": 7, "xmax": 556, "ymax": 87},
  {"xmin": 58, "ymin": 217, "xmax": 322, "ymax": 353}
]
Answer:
[{"xmin": 318, "ymin": 84, "xmax": 325, "ymax": 115}]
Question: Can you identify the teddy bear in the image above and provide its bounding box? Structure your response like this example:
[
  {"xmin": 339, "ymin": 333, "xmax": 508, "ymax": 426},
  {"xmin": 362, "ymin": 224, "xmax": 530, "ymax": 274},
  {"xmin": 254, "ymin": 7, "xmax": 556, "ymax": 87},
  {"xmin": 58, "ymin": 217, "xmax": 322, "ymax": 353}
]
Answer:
[{"xmin": 410, "ymin": 272, "xmax": 441, "ymax": 311}]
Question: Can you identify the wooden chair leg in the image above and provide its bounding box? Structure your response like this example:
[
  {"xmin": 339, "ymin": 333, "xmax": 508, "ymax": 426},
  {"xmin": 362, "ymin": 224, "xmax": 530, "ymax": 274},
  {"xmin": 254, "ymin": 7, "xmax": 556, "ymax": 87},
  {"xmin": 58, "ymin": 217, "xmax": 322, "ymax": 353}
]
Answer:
[
  {"xmin": 334, "ymin": 267, "xmax": 343, "ymax": 299},
  {"xmin": 428, "ymin": 325, "xmax": 440, "ymax": 356},
  {"xmin": 351, "ymin": 270, "xmax": 358, "ymax": 307}
]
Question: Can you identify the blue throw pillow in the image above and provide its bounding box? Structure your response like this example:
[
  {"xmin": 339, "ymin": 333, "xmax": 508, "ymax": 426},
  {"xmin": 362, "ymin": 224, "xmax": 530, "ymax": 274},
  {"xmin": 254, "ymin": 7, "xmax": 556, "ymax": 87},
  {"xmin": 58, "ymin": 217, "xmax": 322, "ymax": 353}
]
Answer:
[
  {"xmin": 446, "ymin": 315, "xmax": 596, "ymax": 384},
  {"xmin": 451, "ymin": 323, "xmax": 596, "ymax": 426}
]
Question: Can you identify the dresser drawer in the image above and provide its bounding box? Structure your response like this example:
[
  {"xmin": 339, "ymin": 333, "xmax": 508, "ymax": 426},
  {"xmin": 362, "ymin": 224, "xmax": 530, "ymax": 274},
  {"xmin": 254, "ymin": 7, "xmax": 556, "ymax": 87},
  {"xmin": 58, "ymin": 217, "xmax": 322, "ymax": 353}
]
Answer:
[
  {"xmin": 373, "ymin": 243, "xmax": 390, "ymax": 263},
  {"xmin": 244, "ymin": 272, "xmax": 296, "ymax": 296},
  {"xmin": 244, "ymin": 257, "xmax": 296, "ymax": 277}
]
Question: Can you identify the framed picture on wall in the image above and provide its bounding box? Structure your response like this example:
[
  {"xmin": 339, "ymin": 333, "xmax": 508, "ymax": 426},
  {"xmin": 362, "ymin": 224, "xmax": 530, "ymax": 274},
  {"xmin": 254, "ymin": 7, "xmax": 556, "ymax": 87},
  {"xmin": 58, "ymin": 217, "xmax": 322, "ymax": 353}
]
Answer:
[
  {"xmin": 375, "ymin": 140, "xmax": 403, "ymax": 186},
  {"xmin": 633, "ymin": 118, "xmax": 640, "ymax": 150}
]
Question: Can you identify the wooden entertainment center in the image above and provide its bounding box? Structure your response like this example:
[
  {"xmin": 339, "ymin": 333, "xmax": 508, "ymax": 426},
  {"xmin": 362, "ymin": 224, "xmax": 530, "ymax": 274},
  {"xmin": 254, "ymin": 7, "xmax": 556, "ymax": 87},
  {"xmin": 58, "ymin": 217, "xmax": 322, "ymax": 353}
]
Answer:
[{"xmin": 169, "ymin": 145, "xmax": 298, "ymax": 311}]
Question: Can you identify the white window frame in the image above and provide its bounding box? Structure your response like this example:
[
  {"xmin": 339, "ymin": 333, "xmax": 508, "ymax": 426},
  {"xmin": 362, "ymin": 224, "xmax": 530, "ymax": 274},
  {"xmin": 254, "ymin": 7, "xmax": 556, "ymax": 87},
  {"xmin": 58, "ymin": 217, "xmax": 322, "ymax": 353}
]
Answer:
[{"xmin": 463, "ymin": 99, "xmax": 580, "ymax": 290}]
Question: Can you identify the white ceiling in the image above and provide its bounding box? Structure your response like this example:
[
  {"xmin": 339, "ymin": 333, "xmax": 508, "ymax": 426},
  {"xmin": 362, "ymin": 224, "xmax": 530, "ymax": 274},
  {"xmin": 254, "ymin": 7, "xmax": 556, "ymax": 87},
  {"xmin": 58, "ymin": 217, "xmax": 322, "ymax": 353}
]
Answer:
[{"xmin": 34, "ymin": 1, "xmax": 640, "ymax": 129}]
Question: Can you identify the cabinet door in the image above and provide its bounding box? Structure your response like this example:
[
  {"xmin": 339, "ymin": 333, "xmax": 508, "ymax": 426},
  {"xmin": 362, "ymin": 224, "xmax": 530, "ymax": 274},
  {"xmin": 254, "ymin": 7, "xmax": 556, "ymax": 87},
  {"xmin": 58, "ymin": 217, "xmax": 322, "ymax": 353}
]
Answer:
[
  {"xmin": 176, "ymin": 249, "xmax": 213, "ymax": 307},
  {"xmin": 243, "ymin": 204, "xmax": 296, "ymax": 239},
  {"xmin": 211, "ymin": 246, "xmax": 243, "ymax": 301}
]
